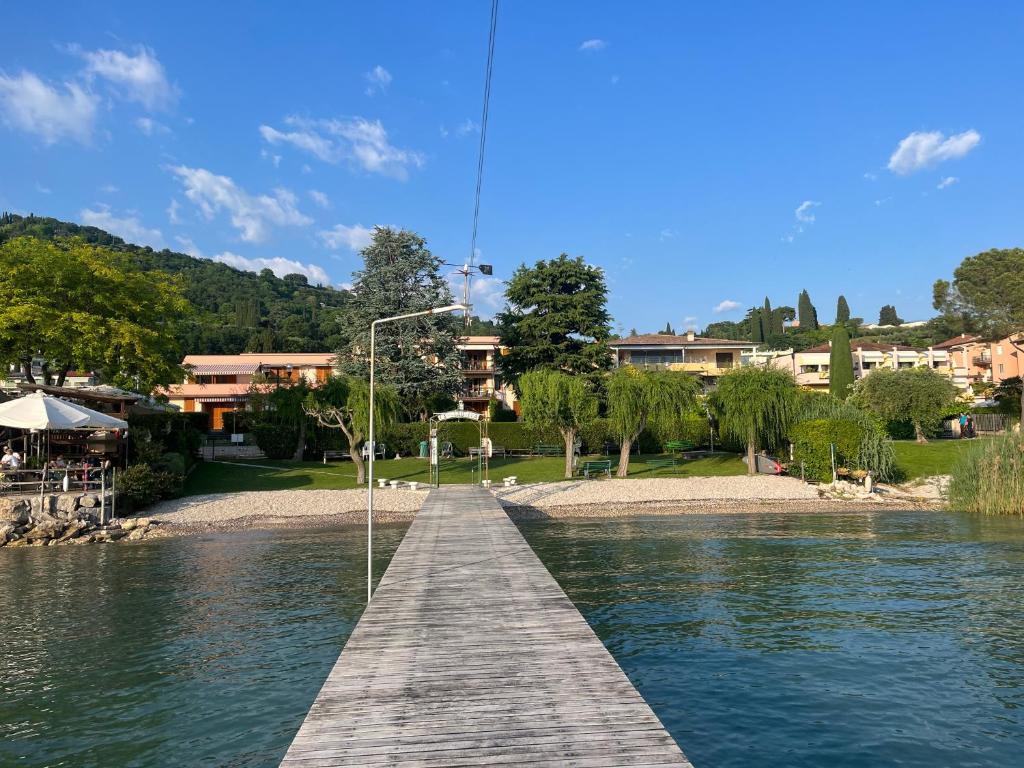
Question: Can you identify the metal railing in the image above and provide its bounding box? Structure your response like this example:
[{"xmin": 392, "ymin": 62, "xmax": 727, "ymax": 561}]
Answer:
[{"xmin": 0, "ymin": 466, "xmax": 118, "ymax": 522}]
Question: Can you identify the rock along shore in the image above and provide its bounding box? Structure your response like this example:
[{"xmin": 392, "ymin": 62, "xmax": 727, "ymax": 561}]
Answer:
[{"xmin": 0, "ymin": 494, "xmax": 164, "ymax": 548}]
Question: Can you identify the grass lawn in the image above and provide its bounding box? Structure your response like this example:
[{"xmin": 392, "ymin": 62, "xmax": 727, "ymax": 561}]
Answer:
[
  {"xmin": 183, "ymin": 452, "xmax": 748, "ymax": 496},
  {"xmin": 892, "ymin": 439, "xmax": 976, "ymax": 480}
]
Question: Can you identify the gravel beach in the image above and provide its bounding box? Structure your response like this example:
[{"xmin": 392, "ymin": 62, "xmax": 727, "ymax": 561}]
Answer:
[{"xmin": 144, "ymin": 475, "xmax": 935, "ymax": 535}]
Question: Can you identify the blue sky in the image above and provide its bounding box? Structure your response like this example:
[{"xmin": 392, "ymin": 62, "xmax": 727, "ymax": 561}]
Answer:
[{"xmin": 2, "ymin": 2, "xmax": 1022, "ymax": 334}]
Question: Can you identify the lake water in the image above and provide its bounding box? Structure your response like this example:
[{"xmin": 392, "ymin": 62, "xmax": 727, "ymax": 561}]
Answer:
[{"xmin": 2, "ymin": 511, "xmax": 1023, "ymax": 767}]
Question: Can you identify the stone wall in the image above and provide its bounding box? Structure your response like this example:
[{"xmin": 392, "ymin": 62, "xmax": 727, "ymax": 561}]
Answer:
[{"xmin": 0, "ymin": 494, "xmax": 161, "ymax": 547}]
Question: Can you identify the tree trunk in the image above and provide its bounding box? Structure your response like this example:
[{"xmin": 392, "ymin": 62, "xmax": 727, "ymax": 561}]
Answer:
[
  {"xmin": 349, "ymin": 436, "xmax": 366, "ymax": 484},
  {"xmin": 21, "ymin": 361, "xmax": 35, "ymax": 384},
  {"xmin": 914, "ymin": 421, "xmax": 928, "ymax": 444},
  {"xmin": 55, "ymin": 366, "xmax": 70, "ymax": 387},
  {"xmin": 561, "ymin": 428, "xmax": 577, "ymax": 479},
  {"xmin": 616, "ymin": 438, "xmax": 632, "ymax": 478},
  {"xmin": 746, "ymin": 440, "xmax": 756, "ymax": 475},
  {"xmin": 292, "ymin": 418, "xmax": 306, "ymax": 461}
]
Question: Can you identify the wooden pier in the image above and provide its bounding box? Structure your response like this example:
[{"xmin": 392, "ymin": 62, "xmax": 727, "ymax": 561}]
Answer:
[{"xmin": 280, "ymin": 485, "xmax": 692, "ymax": 767}]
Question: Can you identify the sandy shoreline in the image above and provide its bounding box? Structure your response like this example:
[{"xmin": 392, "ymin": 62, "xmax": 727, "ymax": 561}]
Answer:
[{"xmin": 145, "ymin": 476, "xmax": 944, "ymax": 535}]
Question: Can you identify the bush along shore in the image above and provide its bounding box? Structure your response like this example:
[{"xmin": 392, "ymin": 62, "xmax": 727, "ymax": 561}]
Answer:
[
  {"xmin": 0, "ymin": 494, "xmax": 163, "ymax": 548},
  {"xmin": 948, "ymin": 432, "xmax": 1024, "ymax": 515}
]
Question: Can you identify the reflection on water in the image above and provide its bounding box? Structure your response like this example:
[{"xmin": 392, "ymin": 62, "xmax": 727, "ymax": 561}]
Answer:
[
  {"xmin": 0, "ymin": 525, "xmax": 406, "ymax": 768},
  {"xmin": 519, "ymin": 511, "xmax": 1024, "ymax": 768}
]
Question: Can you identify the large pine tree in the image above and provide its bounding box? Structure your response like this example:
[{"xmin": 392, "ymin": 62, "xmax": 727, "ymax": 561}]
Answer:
[
  {"xmin": 335, "ymin": 227, "xmax": 463, "ymax": 413},
  {"xmin": 829, "ymin": 324, "xmax": 855, "ymax": 400}
]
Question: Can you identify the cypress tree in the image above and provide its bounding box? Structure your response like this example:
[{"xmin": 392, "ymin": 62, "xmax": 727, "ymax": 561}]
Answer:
[
  {"xmin": 750, "ymin": 308, "xmax": 764, "ymax": 342},
  {"xmin": 798, "ymin": 289, "xmax": 819, "ymax": 330},
  {"xmin": 763, "ymin": 297, "xmax": 773, "ymax": 337},
  {"xmin": 829, "ymin": 324, "xmax": 855, "ymax": 400},
  {"xmin": 836, "ymin": 295, "xmax": 850, "ymax": 324}
]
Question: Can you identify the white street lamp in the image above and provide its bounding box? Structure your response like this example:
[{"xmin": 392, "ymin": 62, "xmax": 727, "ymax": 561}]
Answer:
[{"xmin": 366, "ymin": 303, "xmax": 468, "ymax": 602}]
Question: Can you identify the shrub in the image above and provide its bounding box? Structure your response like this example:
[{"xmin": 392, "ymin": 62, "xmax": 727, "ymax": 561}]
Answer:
[
  {"xmin": 790, "ymin": 418, "xmax": 865, "ymax": 483},
  {"xmin": 118, "ymin": 463, "xmax": 182, "ymax": 508},
  {"xmin": 488, "ymin": 399, "xmax": 518, "ymax": 422},
  {"xmin": 948, "ymin": 432, "xmax": 1024, "ymax": 515},
  {"xmin": 252, "ymin": 423, "xmax": 300, "ymax": 460},
  {"xmin": 157, "ymin": 451, "xmax": 186, "ymax": 476}
]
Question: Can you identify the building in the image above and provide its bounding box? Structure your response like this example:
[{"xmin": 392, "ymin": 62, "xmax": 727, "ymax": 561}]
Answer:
[
  {"xmin": 457, "ymin": 336, "xmax": 518, "ymax": 416},
  {"xmin": 160, "ymin": 353, "xmax": 337, "ymax": 430},
  {"xmin": 933, "ymin": 333, "xmax": 1023, "ymax": 390},
  {"xmin": 2, "ymin": 361, "xmax": 97, "ymax": 396},
  {"xmin": 770, "ymin": 340, "xmax": 956, "ymax": 391},
  {"xmin": 608, "ymin": 332, "xmax": 768, "ymax": 381}
]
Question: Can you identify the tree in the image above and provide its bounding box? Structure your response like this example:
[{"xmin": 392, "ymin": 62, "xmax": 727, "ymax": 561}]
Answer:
[
  {"xmin": 268, "ymin": 380, "xmax": 312, "ymax": 461},
  {"xmin": 711, "ymin": 367, "xmax": 797, "ymax": 473},
  {"xmin": 303, "ymin": 376, "xmax": 400, "ymax": 484},
  {"xmin": 934, "ymin": 248, "xmax": 1024, "ymax": 425},
  {"xmin": 607, "ymin": 368, "xmax": 700, "ymax": 477},
  {"xmin": 628, "ymin": 328, "xmax": 639, "ymax": 337},
  {"xmin": 0, "ymin": 236, "xmax": 190, "ymax": 390},
  {"xmin": 798, "ymin": 289, "xmax": 819, "ymax": 330},
  {"xmin": 335, "ymin": 227, "xmax": 463, "ymax": 417},
  {"xmin": 749, "ymin": 308, "xmax": 764, "ymax": 342},
  {"xmin": 829, "ymin": 324, "xmax": 855, "ymax": 400},
  {"xmin": 519, "ymin": 370, "xmax": 599, "ymax": 478},
  {"xmin": 836, "ymin": 295, "xmax": 850, "ymax": 324},
  {"xmin": 660, "ymin": 322, "xmax": 676, "ymax": 335},
  {"xmin": 497, "ymin": 254, "xmax": 612, "ymax": 388},
  {"xmin": 763, "ymin": 297, "xmax": 774, "ymax": 336},
  {"xmin": 878, "ymin": 305, "xmax": 903, "ymax": 326},
  {"xmin": 852, "ymin": 367, "xmax": 957, "ymax": 443}
]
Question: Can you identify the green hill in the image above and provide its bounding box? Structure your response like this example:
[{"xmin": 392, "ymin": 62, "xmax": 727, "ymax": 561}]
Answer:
[{"xmin": 0, "ymin": 212, "xmax": 350, "ymax": 354}]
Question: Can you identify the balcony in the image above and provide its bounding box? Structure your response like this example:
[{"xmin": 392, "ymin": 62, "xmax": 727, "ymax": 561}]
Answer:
[
  {"xmin": 462, "ymin": 386, "xmax": 496, "ymax": 400},
  {"xmin": 972, "ymin": 354, "xmax": 992, "ymax": 367},
  {"xmin": 667, "ymin": 362, "xmax": 731, "ymax": 376},
  {"xmin": 461, "ymin": 363, "xmax": 494, "ymax": 374}
]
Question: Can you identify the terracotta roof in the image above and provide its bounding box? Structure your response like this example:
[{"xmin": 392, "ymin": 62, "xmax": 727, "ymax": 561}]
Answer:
[
  {"xmin": 610, "ymin": 334, "xmax": 753, "ymax": 347},
  {"xmin": 933, "ymin": 334, "xmax": 984, "ymax": 349},
  {"xmin": 181, "ymin": 353, "xmax": 336, "ymax": 369}
]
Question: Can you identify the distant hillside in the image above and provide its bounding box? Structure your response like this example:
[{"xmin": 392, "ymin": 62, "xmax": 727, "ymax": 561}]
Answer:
[{"xmin": 0, "ymin": 212, "xmax": 350, "ymax": 355}]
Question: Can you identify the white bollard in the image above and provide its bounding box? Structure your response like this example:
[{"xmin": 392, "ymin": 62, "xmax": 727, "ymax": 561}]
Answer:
[
  {"xmin": 377, "ymin": 478, "xmax": 389, "ymax": 488},
  {"xmin": 408, "ymin": 482, "xmax": 419, "ymax": 491}
]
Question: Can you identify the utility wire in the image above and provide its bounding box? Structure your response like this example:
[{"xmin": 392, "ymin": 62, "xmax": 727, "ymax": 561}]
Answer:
[{"xmin": 464, "ymin": 0, "xmax": 499, "ymax": 324}]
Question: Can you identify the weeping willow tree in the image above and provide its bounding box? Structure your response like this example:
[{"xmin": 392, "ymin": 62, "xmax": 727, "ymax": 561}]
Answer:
[
  {"xmin": 303, "ymin": 375, "xmax": 400, "ymax": 484},
  {"xmin": 795, "ymin": 391, "xmax": 896, "ymax": 480},
  {"xmin": 711, "ymin": 366, "xmax": 797, "ymax": 474},
  {"xmin": 607, "ymin": 368, "xmax": 701, "ymax": 477},
  {"xmin": 520, "ymin": 369, "xmax": 599, "ymax": 479}
]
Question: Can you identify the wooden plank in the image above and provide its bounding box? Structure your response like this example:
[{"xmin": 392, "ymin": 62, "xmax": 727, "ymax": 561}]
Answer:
[{"xmin": 280, "ymin": 485, "xmax": 692, "ymax": 767}]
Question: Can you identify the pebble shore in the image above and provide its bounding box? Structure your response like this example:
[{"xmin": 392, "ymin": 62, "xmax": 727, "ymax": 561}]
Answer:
[{"xmin": 142, "ymin": 475, "xmax": 941, "ymax": 536}]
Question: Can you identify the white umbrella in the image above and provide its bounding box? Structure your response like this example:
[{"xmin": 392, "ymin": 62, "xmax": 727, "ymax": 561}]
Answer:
[{"xmin": 0, "ymin": 392, "xmax": 129, "ymax": 430}]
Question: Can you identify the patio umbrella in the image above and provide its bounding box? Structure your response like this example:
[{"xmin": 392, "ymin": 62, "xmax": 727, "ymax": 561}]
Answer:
[{"xmin": 0, "ymin": 392, "xmax": 129, "ymax": 430}]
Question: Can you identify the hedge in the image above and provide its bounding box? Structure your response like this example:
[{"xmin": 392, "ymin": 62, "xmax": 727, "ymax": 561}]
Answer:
[
  {"xmin": 252, "ymin": 423, "xmax": 300, "ymax": 459},
  {"xmin": 791, "ymin": 418, "xmax": 865, "ymax": 483}
]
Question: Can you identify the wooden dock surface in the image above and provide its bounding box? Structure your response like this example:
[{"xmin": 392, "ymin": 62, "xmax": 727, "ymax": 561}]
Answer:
[{"xmin": 280, "ymin": 485, "xmax": 692, "ymax": 767}]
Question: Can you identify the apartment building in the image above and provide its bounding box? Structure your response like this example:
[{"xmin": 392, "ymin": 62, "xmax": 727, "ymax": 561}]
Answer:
[
  {"xmin": 608, "ymin": 332, "xmax": 762, "ymax": 381},
  {"xmin": 933, "ymin": 334, "xmax": 1023, "ymax": 389},
  {"xmin": 457, "ymin": 336, "xmax": 518, "ymax": 416},
  {"xmin": 770, "ymin": 340, "xmax": 957, "ymax": 391}
]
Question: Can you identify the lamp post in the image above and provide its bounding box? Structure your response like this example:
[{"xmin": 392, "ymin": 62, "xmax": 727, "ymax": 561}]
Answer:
[{"xmin": 366, "ymin": 303, "xmax": 468, "ymax": 603}]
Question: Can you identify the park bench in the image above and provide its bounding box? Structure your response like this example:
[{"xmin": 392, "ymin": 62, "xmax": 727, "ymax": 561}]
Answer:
[
  {"xmin": 580, "ymin": 459, "xmax": 612, "ymax": 479},
  {"xmin": 469, "ymin": 444, "xmax": 507, "ymax": 458},
  {"xmin": 647, "ymin": 457, "xmax": 678, "ymax": 473},
  {"xmin": 535, "ymin": 443, "xmax": 563, "ymax": 456},
  {"xmin": 323, "ymin": 449, "xmax": 350, "ymax": 464},
  {"xmin": 663, "ymin": 440, "xmax": 695, "ymax": 454}
]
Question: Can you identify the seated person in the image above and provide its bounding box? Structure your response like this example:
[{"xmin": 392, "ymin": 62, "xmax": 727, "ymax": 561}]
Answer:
[{"xmin": 1, "ymin": 446, "xmax": 22, "ymax": 470}]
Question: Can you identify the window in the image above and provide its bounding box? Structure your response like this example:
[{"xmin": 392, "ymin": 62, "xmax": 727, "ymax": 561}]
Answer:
[
  {"xmin": 997, "ymin": 345, "xmax": 1003, "ymax": 355},
  {"xmin": 998, "ymin": 364, "xmax": 1004, "ymax": 374}
]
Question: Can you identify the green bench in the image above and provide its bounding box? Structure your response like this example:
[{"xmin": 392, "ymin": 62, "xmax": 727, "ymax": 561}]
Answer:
[
  {"xmin": 580, "ymin": 459, "xmax": 612, "ymax": 479},
  {"xmin": 648, "ymin": 457, "xmax": 678, "ymax": 473},
  {"xmin": 664, "ymin": 440, "xmax": 695, "ymax": 454},
  {"xmin": 534, "ymin": 443, "xmax": 563, "ymax": 456}
]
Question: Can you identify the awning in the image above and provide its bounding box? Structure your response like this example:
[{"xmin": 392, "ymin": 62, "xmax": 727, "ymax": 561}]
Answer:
[
  {"xmin": 194, "ymin": 396, "xmax": 247, "ymax": 403},
  {"xmin": 186, "ymin": 363, "xmax": 261, "ymax": 376},
  {"xmin": 0, "ymin": 392, "xmax": 129, "ymax": 430}
]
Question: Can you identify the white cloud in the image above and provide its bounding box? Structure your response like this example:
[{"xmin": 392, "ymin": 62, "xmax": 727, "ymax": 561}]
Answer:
[
  {"xmin": 260, "ymin": 116, "xmax": 424, "ymax": 180},
  {"xmin": 887, "ymin": 129, "xmax": 981, "ymax": 175},
  {"xmin": 135, "ymin": 116, "xmax": 170, "ymax": 136},
  {"xmin": 937, "ymin": 176, "xmax": 958, "ymax": 190},
  {"xmin": 610, "ymin": 74, "xmax": 621, "ymax": 85},
  {"xmin": 683, "ymin": 316, "xmax": 698, "ymax": 331},
  {"xmin": 0, "ymin": 70, "xmax": 99, "ymax": 144},
  {"xmin": 175, "ymin": 235, "xmax": 201, "ymax": 257},
  {"xmin": 659, "ymin": 228, "xmax": 678, "ymax": 241},
  {"xmin": 213, "ymin": 251, "xmax": 331, "ymax": 286},
  {"xmin": 456, "ymin": 118, "xmax": 480, "ymax": 137},
  {"xmin": 308, "ymin": 190, "xmax": 330, "ymax": 208},
  {"xmin": 863, "ymin": 171, "xmax": 877, "ymax": 181},
  {"xmin": 713, "ymin": 299, "xmax": 742, "ymax": 314},
  {"xmin": 99, "ymin": 184, "xmax": 118, "ymax": 193},
  {"xmin": 35, "ymin": 182, "xmax": 52, "ymax": 194},
  {"xmin": 447, "ymin": 274, "xmax": 504, "ymax": 318},
  {"xmin": 579, "ymin": 39, "xmax": 607, "ymax": 52},
  {"xmin": 166, "ymin": 198, "xmax": 181, "ymax": 224},
  {"xmin": 874, "ymin": 196, "xmax": 892, "ymax": 207},
  {"xmin": 794, "ymin": 200, "xmax": 820, "ymax": 223},
  {"xmin": 260, "ymin": 148, "xmax": 281, "ymax": 167},
  {"xmin": 79, "ymin": 46, "xmax": 177, "ymax": 110},
  {"xmin": 439, "ymin": 124, "xmax": 450, "ymax": 139},
  {"xmin": 364, "ymin": 65, "xmax": 392, "ymax": 96},
  {"xmin": 319, "ymin": 223, "xmax": 374, "ymax": 252},
  {"xmin": 169, "ymin": 165, "xmax": 313, "ymax": 243},
  {"xmin": 80, "ymin": 205, "xmax": 164, "ymax": 249}
]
